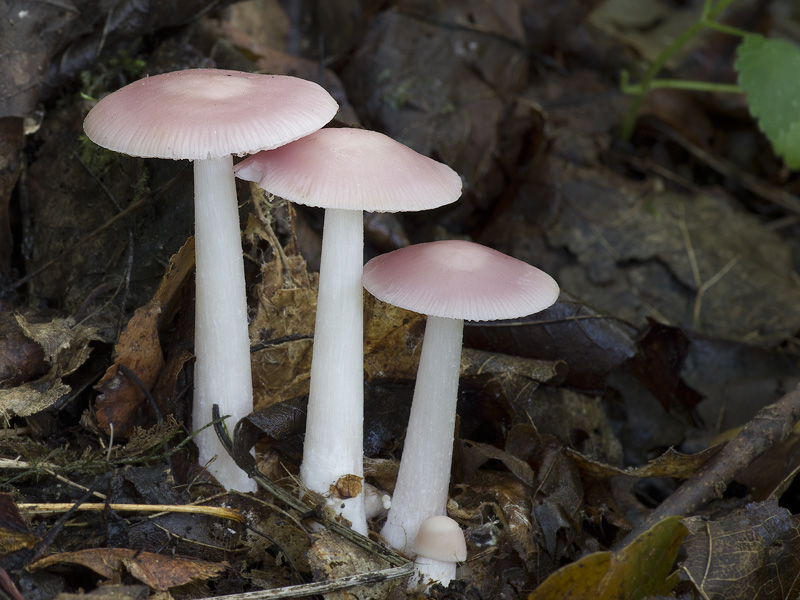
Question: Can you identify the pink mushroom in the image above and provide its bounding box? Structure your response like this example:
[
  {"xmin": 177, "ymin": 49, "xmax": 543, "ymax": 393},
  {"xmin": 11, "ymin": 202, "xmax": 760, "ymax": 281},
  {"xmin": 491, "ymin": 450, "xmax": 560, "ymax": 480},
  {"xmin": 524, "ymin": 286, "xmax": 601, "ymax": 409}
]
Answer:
[
  {"xmin": 362, "ymin": 240, "xmax": 559, "ymax": 552},
  {"xmin": 410, "ymin": 515, "xmax": 467, "ymax": 589},
  {"xmin": 234, "ymin": 128, "xmax": 462, "ymax": 533},
  {"xmin": 83, "ymin": 69, "xmax": 338, "ymax": 492}
]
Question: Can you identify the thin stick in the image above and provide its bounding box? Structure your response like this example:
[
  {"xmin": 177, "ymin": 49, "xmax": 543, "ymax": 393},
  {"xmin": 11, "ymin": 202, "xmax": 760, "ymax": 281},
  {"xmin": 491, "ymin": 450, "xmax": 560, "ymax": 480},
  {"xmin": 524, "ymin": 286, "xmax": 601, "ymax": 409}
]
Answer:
[
  {"xmin": 623, "ymin": 384, "xmax": 800, "ymax": 543},
  {"xmin": 206, "ymin": 565, "xmax": 413, "ymax": 599},
  {"xmin": 18, "ymin": 502, "xmax": 244, "ymax": 522}
]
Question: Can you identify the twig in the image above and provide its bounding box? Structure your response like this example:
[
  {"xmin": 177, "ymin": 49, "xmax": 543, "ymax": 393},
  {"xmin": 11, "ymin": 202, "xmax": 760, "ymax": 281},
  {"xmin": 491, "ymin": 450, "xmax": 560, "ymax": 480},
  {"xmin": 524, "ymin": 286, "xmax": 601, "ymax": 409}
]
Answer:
[
  {"xmin": 650, "ymin": 119, "xmax": 800, "ymax": 216},
  {"xmin": 0, "ymin": 458, "xmax": 107, "ymax": 500},
  {"xmin": 18, "ymin": 502, "xmax": 244, "ymax": 522},
  {"xmin": 195, "ymin": 565, "xmax": 413, "ymax": 599},
  {"xmin": 624, "ymin": 384, "xmax": 800, "ymax": 542}
]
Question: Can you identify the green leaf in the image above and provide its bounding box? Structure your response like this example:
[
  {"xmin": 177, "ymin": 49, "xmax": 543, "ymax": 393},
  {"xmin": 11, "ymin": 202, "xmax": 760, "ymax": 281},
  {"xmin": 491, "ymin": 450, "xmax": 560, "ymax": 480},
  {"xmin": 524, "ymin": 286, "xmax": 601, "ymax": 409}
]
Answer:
[
  {"xmin": 735, "ymin": 34, "xmax": 800, "ymax": 169},
  {"xmin": 528, "ymin": 516, "xmax": 687, "ymax": 600}
]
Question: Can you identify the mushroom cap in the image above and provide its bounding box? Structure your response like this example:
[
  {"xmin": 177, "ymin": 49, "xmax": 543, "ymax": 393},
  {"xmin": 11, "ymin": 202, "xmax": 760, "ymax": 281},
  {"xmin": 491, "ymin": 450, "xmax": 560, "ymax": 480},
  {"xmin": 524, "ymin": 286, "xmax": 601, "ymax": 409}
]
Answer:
[
  {"xmin": 83, "ymin": 69, "xmax": 339, "ymax": 161},
  {"xmin": 412, "ymin": 516, "xmax": 467, "ymax": 562},
  {"xmin": 233, "ymin": 127, "xmax": 462, "ymax": 212},
  {"xmin": 362, "ymin": 240, "xmax": 559, "ymax": 322}
]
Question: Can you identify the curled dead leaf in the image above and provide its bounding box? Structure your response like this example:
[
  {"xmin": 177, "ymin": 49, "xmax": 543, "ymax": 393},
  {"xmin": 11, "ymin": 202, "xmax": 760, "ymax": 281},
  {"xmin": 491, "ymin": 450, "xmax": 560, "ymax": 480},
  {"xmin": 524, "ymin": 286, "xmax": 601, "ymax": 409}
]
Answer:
[{"xmin": 30, "ymin": 548, "xmax": 227, "ymax": 591}]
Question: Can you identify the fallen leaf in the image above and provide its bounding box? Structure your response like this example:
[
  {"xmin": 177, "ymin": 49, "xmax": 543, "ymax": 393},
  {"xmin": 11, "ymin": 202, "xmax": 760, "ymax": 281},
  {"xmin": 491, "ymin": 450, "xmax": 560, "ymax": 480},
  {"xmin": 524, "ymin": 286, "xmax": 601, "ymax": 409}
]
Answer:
[
  {"xmin": 94, "ymin": 238, "xmax": 193, "ymax": 438},
  {"xmin": 0, "ymin": 312, "xmax": 46, "ymax": 388},
  {"xmin": 567, "ymin": 445, "xmax": 723, "ymax": 480},
  {"xmin": 547, "ymin": 174, "xmax": 800, "ymax": 345},
  {"xmin": 94, "ymin": 303, "xmax": 164, "ymax": 438},
  {"xmin": 0, "ymin": 493, "xmax": 35, "ymax": 555},
  {"xmin": 30, "ymin": 548, "xmax": 226, "ymax": 591},
  {"xmin": 247, "ymin": 208, "xmax": 317, "ymax": 411},
  {"xmin": 464, "ymin": 294, "xmax": 638, "ymax": 392},
  {"xmin": 528, "ymin": 516, "xmax": 686, "ymax": 599},
  {"xmin": 681, "ymin": 500, "xmax": 800, "ymax": 600},
  {"xmin": 364, "ymin": 294, "xmax": 426, "ymax": 382},
  {"xmin": 0, "ymin": 316, "xmax": 98, "ymax": 423},
  {"xmin": 307, "ymin": 530, "xmax": 402, "ymax": 600}
]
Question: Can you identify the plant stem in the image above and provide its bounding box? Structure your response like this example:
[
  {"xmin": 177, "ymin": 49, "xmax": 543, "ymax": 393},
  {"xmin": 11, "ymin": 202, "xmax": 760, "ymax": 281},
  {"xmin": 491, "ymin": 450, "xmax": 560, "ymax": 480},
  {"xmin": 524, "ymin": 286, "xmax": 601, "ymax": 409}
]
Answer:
[
  {"xmin": 620, "ymin": 0, "xmax": 739, "ymax": 140},
  {"xmin": 622, "ymin": 77, "xmax": 742, "ymax": 95}
]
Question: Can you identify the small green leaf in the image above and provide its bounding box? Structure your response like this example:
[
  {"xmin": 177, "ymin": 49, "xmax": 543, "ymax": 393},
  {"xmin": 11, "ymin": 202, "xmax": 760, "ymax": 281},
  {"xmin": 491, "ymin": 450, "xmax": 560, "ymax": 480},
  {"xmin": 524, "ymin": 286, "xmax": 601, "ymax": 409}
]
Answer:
[{"xmin": 735, "ymin": 34, "xmax": 800, "ymax": 169}]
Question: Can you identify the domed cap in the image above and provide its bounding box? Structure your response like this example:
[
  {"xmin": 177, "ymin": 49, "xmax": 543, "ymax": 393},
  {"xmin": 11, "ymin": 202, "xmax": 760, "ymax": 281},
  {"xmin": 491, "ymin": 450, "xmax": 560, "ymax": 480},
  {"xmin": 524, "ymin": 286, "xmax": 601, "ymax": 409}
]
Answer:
[
  {"xmin": 83, "ymin": 69, "xmax": 339, "ymax": 161},
  {"xmin": 412, "ymin": 516, "xmax": 467, "ymax": 562},
  {"xmin": 233, "ymin": 128, "xmax": 462, "ymax": 212},
  {"xmin": 362, "ymin": 240, "xmax": 559, "ymax": 322}
]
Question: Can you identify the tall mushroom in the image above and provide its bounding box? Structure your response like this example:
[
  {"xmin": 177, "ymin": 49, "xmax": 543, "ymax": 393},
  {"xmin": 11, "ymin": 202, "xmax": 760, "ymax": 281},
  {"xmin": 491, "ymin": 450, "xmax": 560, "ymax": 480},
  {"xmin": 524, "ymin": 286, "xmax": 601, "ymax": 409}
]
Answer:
[
  {"xmin": 362, "ymin": 240, "xmax": 559, "ymax": 552},
  {"xmin": 234, "ymin": 128, "xmax": 462, "ymax": 532},
  {"xmin": 83, "ymin": 69, "xmax": 338, "ymax": 492}
]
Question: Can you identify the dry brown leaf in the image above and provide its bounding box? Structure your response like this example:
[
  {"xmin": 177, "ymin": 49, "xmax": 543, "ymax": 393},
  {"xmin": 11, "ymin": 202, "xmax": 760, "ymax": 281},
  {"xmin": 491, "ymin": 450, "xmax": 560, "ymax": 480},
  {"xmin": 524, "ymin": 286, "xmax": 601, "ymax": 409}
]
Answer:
[
  {"xmin": 30, "ymin": 548, "xmax": 226, "ymax": 591},
  {"xmin": 453, "ymin": 470, "xmax": 541, "ymax": 566},
  {"xmin": 0, "ymin": 493, "xmax": 35, "ymax": 554},
  {"xmin": 0, "ymin": 316, "xmax": 99, "ymax": 423},
  {"xmin": 94, "ymin": 303, "xmax": 164, "ymax": 438},
  {"xmin": 249, "ymin": 241, "xmax": 317, "ymax": 411},
  {"xmin": 681, "ymin": 500, "xmax": 800, "ymax": 600},
  {"xmin": 364, "ymin": 294, "xmax": 426, "ymax": 382},
  {"xmin": 93, "ymin": 239, "xmax": 193, "ymax": 438},
  {"xmin": 0, "ymin": 311, "xmax": 45, "ymax": 388},
  {"xmin": 307, "ymin": 530, "xmax": 402, "ymax": 600}
]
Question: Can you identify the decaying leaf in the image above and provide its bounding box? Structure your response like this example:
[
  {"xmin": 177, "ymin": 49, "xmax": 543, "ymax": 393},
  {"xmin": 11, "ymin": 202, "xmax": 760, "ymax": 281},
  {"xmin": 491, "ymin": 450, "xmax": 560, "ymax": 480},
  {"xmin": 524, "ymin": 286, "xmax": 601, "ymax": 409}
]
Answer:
[
  {"xmin": 451, "ymin": 469, "xmax": 541, "ymax": 568},
  {"xmin": 0, "ymin": 316, "xmax": 99, "ymax": 423},
  {"xmin": 528, "ymin": 516, "xmax": 686, "ymax": 599},
  {"xmin": 548, "ymin": 175, "xmax": 800, "ymax": 345},
  {"xmin": 464, "ymin": 294, "xmax": 638, "ymax": 392},
  {"xmin": 94, "ymin": 303, "xmax": 164, "ymax": 438},
  {"xmin": 461, "ymin": 348, "xmax": 567, "ymax": 407},
  {"xmin": 94, "ymin": 238, "xmax": 194, "ymax": 439},
  {"xmin": 0, "ymin": 493, "xmax": 36, "ymax": 555},
  {"xmin": 30, "ymin": 547, "xmax": 227, "ymax": 591},
  {"xmin": 0, "ymin": 311, "xmax": 46, "ymax": 388},
  {"xmin": 567, "ymin": 445, "xmax": 723, "ymax": 480},
  {"xmin": 364, "ymin": 294, "xmax": 426, "ymax": 381},
  {"xmin": 459, "ymin": 439, "xmax": 535, "ymax": 487},
  {"xmin": 248, "ymin": 210, "xmax": 317, "ymax": 411},
  {"xmin": 306, "ymin": 530, "xmax": 402, "ymax": 600},
  {"xmin": 681, "ymin": 500, "xmax": 800, "ymax": 600},
  {"xmin": 341, "ymin": 0, "xmax": 534, "ymax": 215}
]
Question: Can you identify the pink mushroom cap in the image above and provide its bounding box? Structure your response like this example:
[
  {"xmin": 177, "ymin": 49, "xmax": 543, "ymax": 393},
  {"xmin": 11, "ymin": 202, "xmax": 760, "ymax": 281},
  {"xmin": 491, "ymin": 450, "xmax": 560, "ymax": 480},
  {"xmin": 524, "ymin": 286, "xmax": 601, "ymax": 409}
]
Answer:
[
  {"xmin": 233, "ymin": 128, "xmax": 463, "ymax": 212},
  {"xmin": 83, "ymin": 69, "xmax": 339, "ymax": 160},
  {"xmin": 412, "ymin": 516, "xmax": 467, "ymax": 562},
  {"xmin": 362, "ymin": 240, "xmax": 560, "ymax": 322}
]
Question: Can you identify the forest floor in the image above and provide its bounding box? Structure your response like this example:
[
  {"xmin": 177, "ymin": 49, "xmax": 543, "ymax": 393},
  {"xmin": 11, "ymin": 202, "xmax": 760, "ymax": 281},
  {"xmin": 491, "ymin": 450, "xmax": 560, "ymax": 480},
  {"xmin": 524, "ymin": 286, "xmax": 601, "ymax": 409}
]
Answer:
[{"xmin": 2, "ymin": 1, "xmax": 800, "ymax": 599}]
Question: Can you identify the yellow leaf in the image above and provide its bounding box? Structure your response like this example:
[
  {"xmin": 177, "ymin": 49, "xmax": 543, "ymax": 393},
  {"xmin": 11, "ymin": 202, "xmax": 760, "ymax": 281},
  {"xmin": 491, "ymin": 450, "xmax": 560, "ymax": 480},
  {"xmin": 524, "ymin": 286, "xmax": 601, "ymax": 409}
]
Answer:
[{"xmin": 529, "ymin": 516, "xmax": 686, "ymax": 600}]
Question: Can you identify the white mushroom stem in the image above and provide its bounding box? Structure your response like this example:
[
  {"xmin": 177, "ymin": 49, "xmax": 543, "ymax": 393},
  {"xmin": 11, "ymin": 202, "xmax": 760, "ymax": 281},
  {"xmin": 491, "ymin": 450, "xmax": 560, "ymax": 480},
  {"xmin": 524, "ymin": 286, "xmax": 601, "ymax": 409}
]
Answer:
[
  {"xmin": 410, "ymin": 556, "xmax": 458, "ymax": 590},
  {"xmin": 299, "ymin": 208, "xmax": 367, "ymax": 535},
  {"xmin": 192, "ymin": 156, "xmax": 256, "ymax": 493},
  {"xmin": 381, "ymin": 316, "xmax": 464, "ymax": 552}
]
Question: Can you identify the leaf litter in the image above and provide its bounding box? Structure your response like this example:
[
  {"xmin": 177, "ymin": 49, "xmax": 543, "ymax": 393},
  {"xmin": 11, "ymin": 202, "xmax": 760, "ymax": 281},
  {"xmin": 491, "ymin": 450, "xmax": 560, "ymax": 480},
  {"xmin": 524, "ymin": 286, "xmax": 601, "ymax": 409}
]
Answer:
[{"xmin": 2, "ymin": 0, "xmax": 800, "ymax": 599}]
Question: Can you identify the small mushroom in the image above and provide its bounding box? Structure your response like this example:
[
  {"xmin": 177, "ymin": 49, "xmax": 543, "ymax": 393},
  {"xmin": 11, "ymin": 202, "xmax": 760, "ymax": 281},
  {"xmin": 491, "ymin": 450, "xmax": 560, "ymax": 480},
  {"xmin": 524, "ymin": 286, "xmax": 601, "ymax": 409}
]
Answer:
[
  {"xmin": 234, "ymin": 128, "xmax": 461, "ymax": 533},
  {"xmin": 83, "ymin": 69, "xmax": 338, "ymax": 491},
  {"xmin": 409, "ymin": 515, "xmax": 467, "ymax": 590},
  {"xmin": 362, "ymin": 240, "xmax": 559, "ymax": 552}
]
